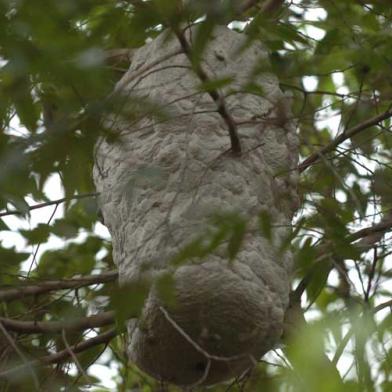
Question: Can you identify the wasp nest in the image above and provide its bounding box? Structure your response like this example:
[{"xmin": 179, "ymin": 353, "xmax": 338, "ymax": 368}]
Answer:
[{"xmin": 94, "ymin": 25, "xmax": 299, "ymax": 386}]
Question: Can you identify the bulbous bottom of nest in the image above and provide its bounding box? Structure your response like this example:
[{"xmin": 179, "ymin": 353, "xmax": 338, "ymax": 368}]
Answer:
[{"xmin": 127, "ymin": 261, "xmax": 285, "ymax": 386}]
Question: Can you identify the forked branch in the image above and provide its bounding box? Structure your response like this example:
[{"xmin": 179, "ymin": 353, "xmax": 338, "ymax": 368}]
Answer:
[{"xmin": 173, "ymin": 28, "xmax": 242, "ymax": 155}]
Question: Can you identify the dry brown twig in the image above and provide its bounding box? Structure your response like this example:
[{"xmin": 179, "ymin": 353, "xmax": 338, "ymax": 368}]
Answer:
[
  {"xmin": 172, "ymin": 27, "xmax": 242, "ymax": 155},
  {"xmin": 169, "ymin": 0, "xmax": 287, "ymax": 155}
]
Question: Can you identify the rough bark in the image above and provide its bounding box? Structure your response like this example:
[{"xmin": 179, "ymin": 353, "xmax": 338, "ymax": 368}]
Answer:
[{"xmin": 93, "ymin": 25, "xmax": 299, "ymax": 386}]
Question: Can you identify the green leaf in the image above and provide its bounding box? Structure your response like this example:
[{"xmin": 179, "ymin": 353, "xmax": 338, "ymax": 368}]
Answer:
[
  {"xmin": 0, "ymin": 245, "xmax": 30, "ymax": 271},
  {"xmin": 36, "ymin": 236, "xmax": 103, "ymax": 278},
  {"xmin": 294, "ymin": 237, "xmax": 317, "ymax": 272},
  {"xmin": 227, "ymin": 217, "xmax": 246, "ymax": 261},
  {"xmin": 8, "ymin": 196, "xmax": 31, "ymax": 216},
  {"xmin": 374, "ymin": 168, "xmax": 392, "ymax": 207},
  {"xmin": 305, "ymin": 260, "xmax": 332, "ymax": 306},
  {"xmin": 0, "ymin": 219, "xmax": 10, "ymax": 231},
  {"xmin": 13, "ymin": 83, "xmax": 40, "ymax": 133},
  {"xmin": 198, "ymin": 77, "xmax": 234, "ymax": 93},
  {"xmin": 285, "ymin": 320, "xmax": 345, "ymax": 392},
  {"xmin": 156, "ymin": 272, "xmax": 176, "ymax": 308},
  {"xmin": 51, "ymin": 219, "xmax": 80, "ymax": 239},
  {"xmin": 20, "ymin": 223, "xmax": 51, "ymax": 245},
  {"xmin": 190, "ymin": 19, "xmax": 216, "ymax": 66},
  {"xmin": 259, "ymin": 211, "xmax": 272, "ymax": 241},
  {"xmin": 110, "ymin": 281, "xmax": 150, "ymax": 327},
  {"xmin": 170, "ymin": 236, "xmax": 210, "ymax": 267}
]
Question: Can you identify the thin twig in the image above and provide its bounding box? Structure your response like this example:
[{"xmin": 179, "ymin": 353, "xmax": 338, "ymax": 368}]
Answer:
[
  {"xmin": 159, "ymin": 306, "xmax": 255, "ymax": 364},
  {"xmin": 0, "ymin": 322, "xmax": 40, "ymax": 388},
  {"xmin": 62, "ymin": 329, "xmax": 89, "ymax": 381},
  {"xmin": 28, "ymin": 202, "xmax": 59, "ymax": 275}
]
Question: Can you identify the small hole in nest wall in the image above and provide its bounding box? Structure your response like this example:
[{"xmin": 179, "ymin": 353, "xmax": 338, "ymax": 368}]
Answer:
[
  {"xmin": 214, "ymin": 52, "xmax": 225, "ymax": 62},
  {"xmin": 194, "ymin": 361, "xmax": 207, "ymax": 372}
]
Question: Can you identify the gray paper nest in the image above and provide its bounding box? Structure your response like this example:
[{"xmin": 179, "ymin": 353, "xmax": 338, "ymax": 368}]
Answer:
[{"xmin": 94, "ymin": 26, "xmax": 299, "ymax": 386}]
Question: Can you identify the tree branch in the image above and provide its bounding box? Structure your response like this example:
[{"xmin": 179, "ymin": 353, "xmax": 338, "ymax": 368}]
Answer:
[
  {"xmin": 374, "ymin": 299, "xmax": 392, "ymax": 313},
  {"xmin": 0, "ymin": 270, "xmax": 118, "ymax": 302},
  {"xmin": 0, "ymin": 328, "xmax": 117, "ymax": 379},
  {"xmin": 349, "ymin": 210, "xmax": 392, "ymax": 248},
  {"xmin": 0, "ymin": 192, "xmax": 99, "ymax": 218},
  {"xmin": 298, "ymin": 106, "xmax": 392, "ymax": 173},
  {"xmin": 292, "ymin": 210, "xmax": 392, "ymax": 300},
  {"xmin": 0, "ymin": 311, "xmax": 115, "ymax": 334},
  {"xmin": 172, "ymin": 28, "xmax": 242, "ymax": 155}
]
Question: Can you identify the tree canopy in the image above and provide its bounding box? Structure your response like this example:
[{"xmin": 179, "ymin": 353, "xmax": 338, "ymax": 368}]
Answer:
[{"xmin": 0, "ymin": 0, "xmax": 391, "ymax": 391}]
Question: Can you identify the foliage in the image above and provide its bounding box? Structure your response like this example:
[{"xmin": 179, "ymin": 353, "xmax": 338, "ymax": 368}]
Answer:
[{"xmin": 0, "ymin": 0, "xmax": 391, "ymax": 391}]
